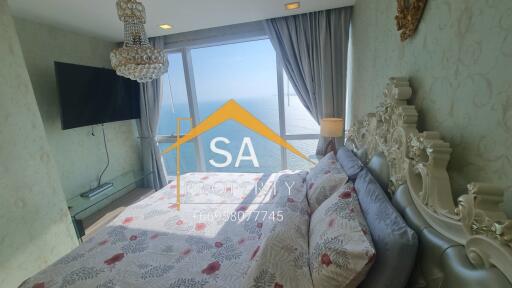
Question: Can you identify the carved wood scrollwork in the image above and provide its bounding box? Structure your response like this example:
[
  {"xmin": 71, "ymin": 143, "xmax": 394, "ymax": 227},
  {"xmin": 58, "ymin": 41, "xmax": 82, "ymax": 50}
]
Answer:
[
  {"xmin": 395, "ymin": 0, "xmax": 427, "ymax": 41},
  {"xmin": 346, "ymin": 77, "xmax": 512, "ymax": 282}
]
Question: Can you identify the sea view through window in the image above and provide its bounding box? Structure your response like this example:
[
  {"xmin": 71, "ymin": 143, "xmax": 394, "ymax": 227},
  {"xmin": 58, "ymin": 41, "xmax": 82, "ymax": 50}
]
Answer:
[{"xmin": 157, "ymin": 39, "xmax": 319, "ymax": 177}]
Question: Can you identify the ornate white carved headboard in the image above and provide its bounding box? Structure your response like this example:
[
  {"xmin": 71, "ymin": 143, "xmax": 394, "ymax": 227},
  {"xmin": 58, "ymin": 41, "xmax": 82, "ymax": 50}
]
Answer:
[{"xmin": 346, "ymin": 77, "xmax": 512, "ymax": 284}]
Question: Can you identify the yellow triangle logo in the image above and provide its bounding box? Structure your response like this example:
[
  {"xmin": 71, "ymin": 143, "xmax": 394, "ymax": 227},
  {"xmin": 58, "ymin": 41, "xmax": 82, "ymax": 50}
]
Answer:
[{"xmin": 162, "ymin": 99, "xmax": 314, "ymax": 164}]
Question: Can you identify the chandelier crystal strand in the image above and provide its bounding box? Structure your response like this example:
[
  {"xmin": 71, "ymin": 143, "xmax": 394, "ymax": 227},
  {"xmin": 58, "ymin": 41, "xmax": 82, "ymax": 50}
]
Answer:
[{"xmin": 110, "ymin": 0, "xmax": 168, "ymax": 83}]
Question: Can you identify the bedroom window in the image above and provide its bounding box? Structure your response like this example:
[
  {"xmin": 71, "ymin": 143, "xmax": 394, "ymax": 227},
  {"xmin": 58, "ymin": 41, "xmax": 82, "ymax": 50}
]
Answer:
[
  {"xmin": 157, "ymin": 52, "xmax": 201, "ymax": 176},
  {"xmin": 192, "ymin": 40, "xmax": 281, "ymax": 173},
  {"xmin": 157, "ymin": 38, "xmax": 319, "ymax": 177},
  {"xmin": 280, "ymin": 70, "xmax": 319, "ymax": 170}
]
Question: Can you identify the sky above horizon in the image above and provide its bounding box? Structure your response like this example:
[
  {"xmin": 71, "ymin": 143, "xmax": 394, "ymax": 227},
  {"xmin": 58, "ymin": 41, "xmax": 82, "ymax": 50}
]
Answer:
[
  {"xmin": 157, "ymin": 38, "xmax": 317, "ymax": 137},
  {"xmin": 162, "ymin": 39, "xmax": 284, "ymax": 107}
]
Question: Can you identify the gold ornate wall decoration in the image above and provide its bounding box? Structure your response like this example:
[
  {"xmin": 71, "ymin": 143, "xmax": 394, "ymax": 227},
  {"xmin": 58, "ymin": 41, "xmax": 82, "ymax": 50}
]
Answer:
[{"xmin": 395, "ymin": 0, "xmax": 427, "ymax": 41}]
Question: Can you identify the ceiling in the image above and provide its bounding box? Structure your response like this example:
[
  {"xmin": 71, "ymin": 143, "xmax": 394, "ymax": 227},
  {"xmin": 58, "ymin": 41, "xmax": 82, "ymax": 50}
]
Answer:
[{"xmin": 8, "ymin": 0, "xmax": 355, "ymax": 42}]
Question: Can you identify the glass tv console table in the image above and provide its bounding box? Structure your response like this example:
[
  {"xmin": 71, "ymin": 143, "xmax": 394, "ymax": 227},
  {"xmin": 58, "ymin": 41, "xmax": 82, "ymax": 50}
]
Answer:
[{"xmin": 67, "ymin": 170, "xmax": 154, "ymax": 241}]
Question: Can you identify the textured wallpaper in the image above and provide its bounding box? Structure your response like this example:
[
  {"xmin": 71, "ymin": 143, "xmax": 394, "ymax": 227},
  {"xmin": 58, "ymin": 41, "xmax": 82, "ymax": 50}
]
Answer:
[
  {"xmin": 14, "ymin": 18, "xmax": 142, "ymax": 200},
  {"xmin": 0, "ymin": 1, "xmax": 78, "ymax": 286},
  {"xmin": 351, "ymin": 0, "xmax": 512, "ymax": 213}
]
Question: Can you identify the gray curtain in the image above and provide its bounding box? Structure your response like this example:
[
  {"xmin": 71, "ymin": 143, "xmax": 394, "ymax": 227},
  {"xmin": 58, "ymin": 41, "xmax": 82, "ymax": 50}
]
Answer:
[
  {"xmin": 139, "ymin": 37, "xmax": 167, "ymax": 189},
  {"xmin": 265, "ymin": 7, "xmax": 352, "ymax": 155}
]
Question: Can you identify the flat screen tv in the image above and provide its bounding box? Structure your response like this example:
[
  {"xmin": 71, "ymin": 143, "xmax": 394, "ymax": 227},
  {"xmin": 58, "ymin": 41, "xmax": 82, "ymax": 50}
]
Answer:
[{"xmin": 55, "ymin": 62, "xmax": 141, "ymax": 130}]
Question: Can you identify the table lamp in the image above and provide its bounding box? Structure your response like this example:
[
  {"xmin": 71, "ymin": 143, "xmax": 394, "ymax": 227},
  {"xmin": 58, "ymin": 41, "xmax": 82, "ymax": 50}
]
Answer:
[{"xmin": 320, "ymin": 118, "xmax": 344, "ymax": 155}]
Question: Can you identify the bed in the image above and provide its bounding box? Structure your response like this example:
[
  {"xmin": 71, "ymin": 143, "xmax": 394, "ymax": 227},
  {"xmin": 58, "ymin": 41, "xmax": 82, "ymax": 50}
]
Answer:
[
  {"xmin": 19, "ymin": 77, "xmax": 512, "ymax": 288},
  {"xmin": 19, "ymin": 171, "xmax": 315, "ymax": 288}
]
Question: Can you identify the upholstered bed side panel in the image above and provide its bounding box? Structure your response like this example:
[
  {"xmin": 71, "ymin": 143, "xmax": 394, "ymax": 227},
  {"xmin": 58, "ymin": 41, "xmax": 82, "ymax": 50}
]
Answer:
[
  {"xmin": 441, "ymin": 246, "xmax": 510, "ymax": 287},
  {"xmin": 392, "ymin": 186, "xmax": 430, "ymax": 232},
  {"xmin": 393, "ymin": 185, "xmax": 511, "ymax": 288}
]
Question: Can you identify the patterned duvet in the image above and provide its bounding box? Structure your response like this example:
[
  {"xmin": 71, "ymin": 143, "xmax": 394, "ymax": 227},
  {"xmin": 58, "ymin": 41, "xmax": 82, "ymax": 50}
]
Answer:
[{"xmin": 20, "ymin": 171, "xmax": 313, "ymax": 288}]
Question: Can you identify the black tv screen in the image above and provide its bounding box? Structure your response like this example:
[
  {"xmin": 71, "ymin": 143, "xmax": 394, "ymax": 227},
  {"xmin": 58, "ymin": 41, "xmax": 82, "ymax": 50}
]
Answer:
[{"xmin": 55, "ymin": 62, "xmax": 141, "ymax": 130}]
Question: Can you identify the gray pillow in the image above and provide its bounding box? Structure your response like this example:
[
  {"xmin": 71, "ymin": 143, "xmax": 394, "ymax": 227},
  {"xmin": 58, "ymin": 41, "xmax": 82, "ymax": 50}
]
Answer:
[
  {"xmin": 336, "ymin": 146, "xmax": 363, "ymax": 180},
  {"xmin": 354, "ymin": 147, "xmax": 369, "ymax": 164},
  {"xmin": 355, "ymin": 169, "xmax": 418, "ymax": 288}
]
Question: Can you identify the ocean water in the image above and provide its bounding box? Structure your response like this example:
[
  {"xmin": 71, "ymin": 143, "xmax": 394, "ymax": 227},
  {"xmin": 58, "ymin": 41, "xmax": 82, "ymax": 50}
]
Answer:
[{"xmin": 158, "ymin": 96, "xmax": 319, "ymax": 175}]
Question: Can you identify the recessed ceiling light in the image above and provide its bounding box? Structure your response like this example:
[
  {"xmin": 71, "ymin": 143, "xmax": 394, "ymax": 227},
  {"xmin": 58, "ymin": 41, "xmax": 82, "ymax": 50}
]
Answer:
[
  {"xmin": 159, "ymin": 24, "xmax": 173, "ymax": 30},
  {"xmin": 285, "ymin": 2, "xmax": 300, "ymax": 10}
]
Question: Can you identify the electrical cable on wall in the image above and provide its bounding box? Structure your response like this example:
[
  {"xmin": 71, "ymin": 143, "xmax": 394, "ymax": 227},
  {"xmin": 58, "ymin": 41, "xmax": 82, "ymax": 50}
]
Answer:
[
  {"xmin": 167, "ymin": 72, "xmax": 175, "ymax": 113},
  {"xmin": 287, "ymin": 78, "xmax": 290, "ymax": 106},
  {"xmin": 97, "ymin": 124, "xmax": 110, "ymax": 186}
]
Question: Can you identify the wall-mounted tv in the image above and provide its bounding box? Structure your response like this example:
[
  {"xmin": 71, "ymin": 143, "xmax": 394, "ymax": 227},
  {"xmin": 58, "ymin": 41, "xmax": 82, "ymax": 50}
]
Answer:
[{"xmin": 55, "ymin": 62, "xmax": 141, "ymax": 130}]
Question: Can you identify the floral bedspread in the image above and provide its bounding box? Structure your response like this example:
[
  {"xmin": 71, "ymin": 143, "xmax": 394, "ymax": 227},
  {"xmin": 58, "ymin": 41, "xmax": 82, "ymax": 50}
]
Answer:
[{"xmin": 19, "ymin": 171, "xmax": 313, "ymax": 288}]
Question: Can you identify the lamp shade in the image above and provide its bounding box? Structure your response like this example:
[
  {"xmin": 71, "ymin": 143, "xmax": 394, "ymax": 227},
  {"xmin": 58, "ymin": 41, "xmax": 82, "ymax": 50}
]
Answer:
[{"xmin": 320, "ymin": 118, "xmax": 344, "ymax": 137}]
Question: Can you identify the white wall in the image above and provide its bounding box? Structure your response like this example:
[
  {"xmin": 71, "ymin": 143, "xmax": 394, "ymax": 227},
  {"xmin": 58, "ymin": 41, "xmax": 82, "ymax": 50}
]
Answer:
[
  {"xmin": 14, "ymin": 18, "xmax": 142, "ymax": 200},
  {"xmin": 0, "ymin": 1, "xmax": 78, "ymax": 287}
]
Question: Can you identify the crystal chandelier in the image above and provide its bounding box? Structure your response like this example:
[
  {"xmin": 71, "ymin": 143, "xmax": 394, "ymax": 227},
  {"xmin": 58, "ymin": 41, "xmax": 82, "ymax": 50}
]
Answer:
[{"xmin": 110, "ymin": 0, "xmax": 168, "ymax": 83}]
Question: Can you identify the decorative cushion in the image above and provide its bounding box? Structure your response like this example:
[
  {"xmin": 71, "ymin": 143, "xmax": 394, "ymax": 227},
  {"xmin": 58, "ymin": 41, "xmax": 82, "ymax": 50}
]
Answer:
[
  {"xmin": 244, "ymin": 172, "xmax": 313, "ymax": 288},
  {"xmin": 355, "ymin": 169, "xmax": 418, "ymax": 288},
  {"xmin": 336, "ymin": 146, "xmax": 364, "ymax": 180},
  {"xmin": 307, "ymin": 152, "xmax": 345, "ymax": 182},
  {"xmin": 309, "ymin": 182, "xmax": 376, "ymax": 288},
  {"xmin": 307, "ymin": 173, "xmax": 348, "ymax": 213},
  {"xmin": 306, "ymin": 152, "xmax": 348, "ymax": 212}
]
